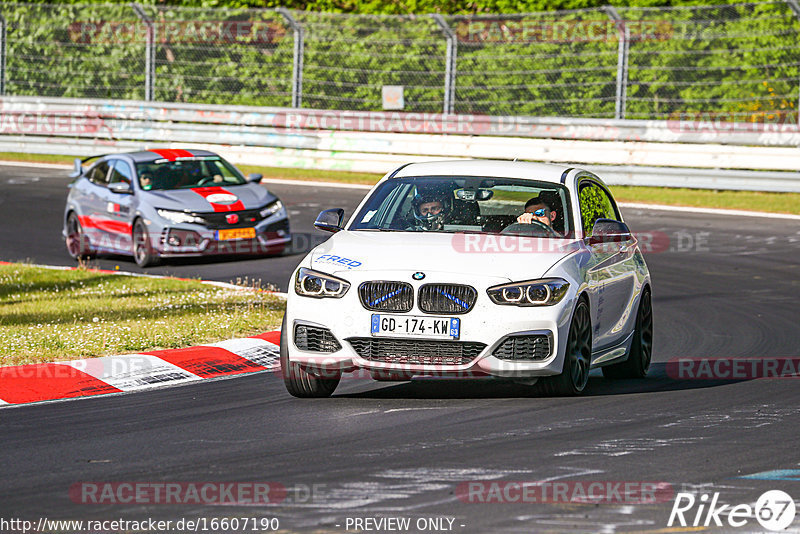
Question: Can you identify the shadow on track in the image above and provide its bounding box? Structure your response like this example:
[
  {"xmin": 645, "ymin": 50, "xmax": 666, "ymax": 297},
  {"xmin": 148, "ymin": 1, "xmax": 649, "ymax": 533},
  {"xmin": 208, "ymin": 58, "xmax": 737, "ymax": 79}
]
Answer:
[{"xmin": 331, "ymin": 363, "xmax": 747, "ymax": 399}]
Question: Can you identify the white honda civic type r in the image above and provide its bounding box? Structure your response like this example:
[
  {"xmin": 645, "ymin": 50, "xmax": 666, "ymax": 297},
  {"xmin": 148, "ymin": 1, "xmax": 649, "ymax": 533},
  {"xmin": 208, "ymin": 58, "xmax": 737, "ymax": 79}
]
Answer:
[{"xmin": 281, "ymin": 160, "xmax": 653, "ymax": 397}]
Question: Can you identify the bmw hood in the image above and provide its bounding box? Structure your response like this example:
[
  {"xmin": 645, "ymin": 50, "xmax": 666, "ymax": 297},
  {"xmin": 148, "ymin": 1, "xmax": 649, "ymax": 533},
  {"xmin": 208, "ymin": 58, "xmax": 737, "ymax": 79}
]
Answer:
[
  {"xmin": 143, "ymin": 185, "xmax": 276, "ymax": 212},
  {"xmin": 309, "ymin": 230, "xmax": 582, "ymax": 282}
]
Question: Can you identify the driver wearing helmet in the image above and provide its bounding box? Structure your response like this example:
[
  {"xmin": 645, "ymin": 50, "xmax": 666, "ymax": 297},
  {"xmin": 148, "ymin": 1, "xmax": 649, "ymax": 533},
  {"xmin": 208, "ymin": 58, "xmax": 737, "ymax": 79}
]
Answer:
[{"xmin": 409, "ymin": 189, "xmax": 450, "ymax": 231}]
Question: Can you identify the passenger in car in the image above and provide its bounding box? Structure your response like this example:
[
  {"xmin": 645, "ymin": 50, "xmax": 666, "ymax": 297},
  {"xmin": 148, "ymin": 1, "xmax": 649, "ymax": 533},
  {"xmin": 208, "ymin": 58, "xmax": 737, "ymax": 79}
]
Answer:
[{"xmin": 139, "ymin": 173, "xmax": 154, "ymax": 191}]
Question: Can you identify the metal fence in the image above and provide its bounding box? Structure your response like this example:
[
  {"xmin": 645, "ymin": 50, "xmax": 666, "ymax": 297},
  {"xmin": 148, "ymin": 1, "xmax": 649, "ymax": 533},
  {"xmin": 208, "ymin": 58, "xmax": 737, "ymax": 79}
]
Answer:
[{"xmin": 0, "ymin": 2, "xmax": 799, "ymax": 121}]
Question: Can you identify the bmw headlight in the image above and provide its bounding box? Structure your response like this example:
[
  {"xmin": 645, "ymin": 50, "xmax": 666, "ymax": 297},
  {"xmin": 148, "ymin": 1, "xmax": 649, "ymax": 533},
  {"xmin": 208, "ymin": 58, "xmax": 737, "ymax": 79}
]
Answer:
[
  {"xmin": 487, "ymin": 278, "xmax": 570, "ymax": 307},
  {"xmin": 156, "ymin": 208, "xmax": 204, "ymax": 225},
  {"xmin": 295, "ymin": 267, "xmax": 350, "ymax": 299},
  {"xmin": 260, "ymin": 200, "xmax": 283, "ymax": 218}
]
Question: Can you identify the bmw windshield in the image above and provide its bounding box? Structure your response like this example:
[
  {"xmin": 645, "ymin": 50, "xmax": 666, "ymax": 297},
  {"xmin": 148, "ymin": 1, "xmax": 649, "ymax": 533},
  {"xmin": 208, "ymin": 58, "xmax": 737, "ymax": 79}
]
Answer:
[
  {"xmin": 349, "ymin": 176, "xmax": 573, "ymax": 238},
  {"xmin": 135, "ymin": 157, "xmax": 246, "ymax": 191}
]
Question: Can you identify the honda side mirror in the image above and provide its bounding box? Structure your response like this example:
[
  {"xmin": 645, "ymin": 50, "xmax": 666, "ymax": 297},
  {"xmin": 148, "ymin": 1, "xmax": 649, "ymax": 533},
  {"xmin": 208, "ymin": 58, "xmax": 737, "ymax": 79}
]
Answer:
[
  {"xmin": 108, "ymin": 181, "xmax": 133, "ymax": 195},
  {"xmin": 69, "ymin": 158, "xmax": 83, "ymax": 179}
]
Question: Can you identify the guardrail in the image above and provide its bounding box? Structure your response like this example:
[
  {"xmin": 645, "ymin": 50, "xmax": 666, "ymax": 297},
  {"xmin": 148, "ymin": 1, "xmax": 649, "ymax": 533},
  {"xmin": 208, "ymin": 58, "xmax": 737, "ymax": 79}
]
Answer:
[{"xmin": 1, "ymin": 96, "xmax": 799, "ymax": 192}]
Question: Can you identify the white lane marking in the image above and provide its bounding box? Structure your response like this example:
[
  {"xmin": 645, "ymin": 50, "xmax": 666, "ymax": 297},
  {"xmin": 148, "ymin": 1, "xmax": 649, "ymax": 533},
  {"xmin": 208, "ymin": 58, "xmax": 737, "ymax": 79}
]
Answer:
[
  {"xmin": 554, "ymin": 437, "xmax": 702, "ymax": 457},
  {"xmin": 619, "ymin": 202, "xmax": 800, "ymax": 220},
  {"xmin": 56, "ymin": 355, "xmax": 200, "ymax": 391},
  {"xmin": 203, "ymin": 338, "xmax": 281, "ymax": 370},
  {"xmin": 383, "ymin": 407, "xmax": 445, "ymax": 413}
]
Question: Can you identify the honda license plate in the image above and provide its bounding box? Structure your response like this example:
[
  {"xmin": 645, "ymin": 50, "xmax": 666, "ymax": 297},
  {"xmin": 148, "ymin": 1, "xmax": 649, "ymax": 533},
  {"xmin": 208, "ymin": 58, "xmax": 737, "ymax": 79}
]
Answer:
[{"xmin": 217, "ymin": 228, "xmax": 256, "ymax": 241}]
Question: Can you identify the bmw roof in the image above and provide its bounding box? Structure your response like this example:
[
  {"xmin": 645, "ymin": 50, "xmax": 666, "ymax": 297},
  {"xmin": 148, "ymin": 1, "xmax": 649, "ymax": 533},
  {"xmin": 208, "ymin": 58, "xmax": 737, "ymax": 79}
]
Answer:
[{"xmin": 392, "ymin": 160, "xmax": 576, "ymax": 183}]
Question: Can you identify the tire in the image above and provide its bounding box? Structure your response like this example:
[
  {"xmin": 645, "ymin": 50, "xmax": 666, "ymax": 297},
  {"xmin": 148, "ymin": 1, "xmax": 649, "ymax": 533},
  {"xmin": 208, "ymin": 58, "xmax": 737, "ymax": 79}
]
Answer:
[
  {"xmin": 538, "ymin": 299, "xmax": 592, "ymax": 396},
  {"xmin": 132, "ymin": 219, "xmax": 159, "ymax": 267},
  {"xmin": 65, "ymin": 212, "xmax": 93, "ymax": 260},
  {"xmin": 602, "ymin": 289, "xmax": 653, "ymax": 379},
  {"xmin": 279, "ymin": 315, "xmax": 341, "ymax": 398}
]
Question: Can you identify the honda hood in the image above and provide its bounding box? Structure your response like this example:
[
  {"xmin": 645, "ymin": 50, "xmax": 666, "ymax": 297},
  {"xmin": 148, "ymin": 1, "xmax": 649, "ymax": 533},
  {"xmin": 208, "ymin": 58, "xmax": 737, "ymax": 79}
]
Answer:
[{"xmin": 142, "ymin": 184, "xmax": 275, "ymax": 212}]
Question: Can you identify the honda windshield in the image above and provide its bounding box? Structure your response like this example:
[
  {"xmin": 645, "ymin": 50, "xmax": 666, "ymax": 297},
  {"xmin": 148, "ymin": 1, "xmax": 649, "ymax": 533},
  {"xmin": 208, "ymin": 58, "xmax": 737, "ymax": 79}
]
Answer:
[{"xmin": 135, "ymin": 157, "xmax": 246, "ymax": 191}]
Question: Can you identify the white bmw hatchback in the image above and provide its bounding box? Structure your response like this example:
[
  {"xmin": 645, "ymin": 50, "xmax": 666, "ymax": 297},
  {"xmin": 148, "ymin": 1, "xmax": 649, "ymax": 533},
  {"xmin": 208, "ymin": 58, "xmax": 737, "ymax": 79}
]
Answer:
[{"xmin": 281, "ymin": 160, "xmax": 653, "ymax": 397}]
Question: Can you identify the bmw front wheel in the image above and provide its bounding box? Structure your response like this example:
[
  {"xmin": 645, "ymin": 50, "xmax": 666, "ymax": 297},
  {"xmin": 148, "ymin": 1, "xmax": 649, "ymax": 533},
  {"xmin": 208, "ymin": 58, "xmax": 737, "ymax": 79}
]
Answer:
[
  {"xmin": 539, "ymin": 299, "xmax": 592, "ymax": 396},
  {"xmin": 279, "ymin": 316, "xmax": 341, "ymax": 398},
  {"xmin": 602, "ymin": 289, "xmax": 653, "ymax": 379}
]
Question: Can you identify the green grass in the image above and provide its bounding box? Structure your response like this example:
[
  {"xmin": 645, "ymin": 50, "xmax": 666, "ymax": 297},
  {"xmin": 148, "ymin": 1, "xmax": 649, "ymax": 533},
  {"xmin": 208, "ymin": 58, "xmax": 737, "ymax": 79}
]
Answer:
[
  {"xmin": 0, "ymin": 152, "xmax": 76, "ymax": 165},
  {"xmin": 0, "ymin": 263, "xmax": 285, "ymax": 366},
  {"xmin": 238, "ymin": 164, "xmax": 382, "ymax": 185},
  {"xmin": 1, "ymin": 151, "xmax": 798, "ymax": 214}
]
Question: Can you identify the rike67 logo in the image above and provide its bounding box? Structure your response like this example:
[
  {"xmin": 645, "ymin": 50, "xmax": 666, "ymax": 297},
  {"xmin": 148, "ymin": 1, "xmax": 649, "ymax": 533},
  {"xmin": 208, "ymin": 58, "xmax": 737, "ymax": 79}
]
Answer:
[{"xmin": 668, "ymin": 490, "xmax": 796, "ymax": 531}]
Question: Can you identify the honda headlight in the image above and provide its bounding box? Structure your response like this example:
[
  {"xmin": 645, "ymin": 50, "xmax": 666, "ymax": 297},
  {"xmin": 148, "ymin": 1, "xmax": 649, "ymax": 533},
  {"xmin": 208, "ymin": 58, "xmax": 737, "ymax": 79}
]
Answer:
[
  {"xmin": 487, "ymin": 278, "xmax": 570, "ymax": 307},
  {"xmin": 260, "ymin": 200, "xmax": 283, "ymax": 218},
  {"xmin": 156, "ymin": 209, "xmax": 204, "ymax": 225},
  {"xmin": 294, "ymin": 268, "xmax": 350, "ymax": 299}
]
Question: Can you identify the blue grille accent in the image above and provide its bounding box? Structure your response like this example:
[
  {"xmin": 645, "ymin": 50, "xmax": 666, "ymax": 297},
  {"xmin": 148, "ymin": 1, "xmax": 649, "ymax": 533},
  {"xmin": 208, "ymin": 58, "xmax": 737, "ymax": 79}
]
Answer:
[
  {"xmin": 418, "ymin": 284, "xmax": 477, "ymax": 315},
  {"xmin": 359, "ymin": 281, "xmax": 414, "ymax": 312}
]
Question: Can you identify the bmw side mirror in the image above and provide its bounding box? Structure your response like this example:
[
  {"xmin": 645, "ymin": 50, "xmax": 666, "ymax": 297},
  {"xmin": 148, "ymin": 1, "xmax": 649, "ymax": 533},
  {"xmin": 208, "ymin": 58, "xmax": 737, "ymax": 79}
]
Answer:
[
  {"xmin": 69, "ymin": 158, "xmax": 83, "ymax": 179},
  {"xmin": 588, "ymin": 218, "xmax": 632, "ymax": 244},
  {"xmin": 108, "ymin": 181, "xmax": 133, "ymax": 195},
  {"xmin": 247, "ymin": 173, "xmax": 263, "ymax": 183},
  {"xmin": 314, "ymin": 208, "xmax": 345, "ymax": 233}
]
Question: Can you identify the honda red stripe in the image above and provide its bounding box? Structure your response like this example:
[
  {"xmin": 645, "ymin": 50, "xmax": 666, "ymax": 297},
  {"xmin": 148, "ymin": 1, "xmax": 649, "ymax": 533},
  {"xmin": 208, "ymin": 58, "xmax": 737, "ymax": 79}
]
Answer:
[
  {"xmin": 78, "ymin": 215, "xmax": 132, "ymax": 235},
  {"xmin": 148, "ymin": 149, "xmax": 194, "ymax": 161},
  {"xmin": 191, "ymin": 186, "xmax": 245, "ymax": 212}
]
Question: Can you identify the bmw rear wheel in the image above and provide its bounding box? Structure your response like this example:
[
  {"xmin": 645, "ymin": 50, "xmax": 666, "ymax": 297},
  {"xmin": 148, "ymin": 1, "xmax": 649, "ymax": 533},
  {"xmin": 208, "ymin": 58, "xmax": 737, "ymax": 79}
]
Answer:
[
  {"xmin": 133, "ymin": 219, "xmax": 159, "ymax": 267},
  {"xmin": 602, "ymin": 289, "xmax": 653, "ymax": 379},
  {"xmin": 279, "ymin": 316, "xmax": 341, "ymax": 398},
  {"xmin": 539, "ymin": 299, "xmax": 592, "ymax": 396}
]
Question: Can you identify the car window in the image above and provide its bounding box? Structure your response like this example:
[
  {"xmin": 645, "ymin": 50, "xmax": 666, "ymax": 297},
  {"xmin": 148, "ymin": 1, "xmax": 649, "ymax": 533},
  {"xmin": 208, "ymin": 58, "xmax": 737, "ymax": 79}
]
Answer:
[
  {"xmin": 134, "ymin": 157, "xmax": 246, "ymax": 190},
  {"xmin": 88, "ymin": 161, "xmax": 111, "ymax": 186},
  {"xmin": 349, "ymin": 176, "xmax": 573, "ymax": 238},
  {"xmin": 578, "ymin": 181, "xmax": 618, "ymax": 235},
  {"xmin": 109, "ymin": 160, "xmax": 133, "ymax": 186}
]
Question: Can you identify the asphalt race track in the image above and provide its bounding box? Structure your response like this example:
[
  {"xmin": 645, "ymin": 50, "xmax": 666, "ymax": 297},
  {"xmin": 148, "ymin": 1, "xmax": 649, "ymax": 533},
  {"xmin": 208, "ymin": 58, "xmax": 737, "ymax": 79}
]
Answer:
[{"xmin": 1, "ymin": 163, "xmax": 799, "ymax": 533}]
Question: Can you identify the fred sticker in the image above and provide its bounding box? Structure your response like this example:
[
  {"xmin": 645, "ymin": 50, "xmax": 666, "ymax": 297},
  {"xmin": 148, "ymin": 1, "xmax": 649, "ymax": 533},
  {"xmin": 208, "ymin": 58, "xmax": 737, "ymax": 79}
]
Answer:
[{"xmin": 315, "ymin": 254, "xmax": 362, "ymax": 270}]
